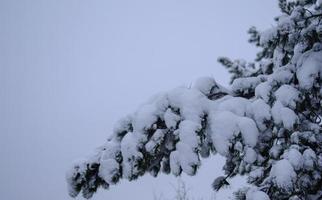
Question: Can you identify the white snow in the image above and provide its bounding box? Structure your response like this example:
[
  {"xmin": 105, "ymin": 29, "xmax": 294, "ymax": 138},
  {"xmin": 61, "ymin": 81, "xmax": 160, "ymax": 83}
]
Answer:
[
  {"xmin": 272, "ymin": 101, "xmax": 298, "ymax": 130},
  {"xmin": 280, "ymin": 107, "xmax": 298, "ymax": 130},
  {"xmin": 290, "ymin": 7, "xmax": 304, "ymax": 21},
  {"xmin": 210, "ymin": 111, "xmax": 240, "ymax": 155},
  {"xmin": 246, "ymin": 99, "xmax": 271, "ymax": 131},
  {"xmin": 176, "ymin": 142, "xmax": 200, "ymax": 175},
  {"xmin": 246, "ymin": 188, "xmax": 270, "ymax": 200},
  {"xmin": 269, "ymin": 144, "xmax": 283, "ymax": 159},
  {"xmin": 232, "ymin": 76, "xmax": 265, "ymax": 94},
  {"xmin": 167, "ymin": 87, "xmax": 208, "ymax": 123},
  {"xmin": 145, "ymin": 129, "xmax": 165, "ymax": 153},
  {"xmin": 121, "ymin": 132, "xmax": 143, "ymax": 179},
  {"xmin": 97, "ymin": 142, "xmax": 122, "ymax": 184},
  {"xmin": 244, "ymin": 147, "xmax": 257, "ymax": 164},
  {"xmin": 217, "ymin": 96, "xmax": 250, "ymax": 117},
  {"xmin": 273, "ymin": 47, "xmax": 286, "ymax": 68},
  {"xmin": 66, "ymin": 161, "xmax": 86, "ymax": 197},
  {"xmin": 303, "ymin": 148, "xmax": 317, "ymax": 171},
  {"xmin": 249, "ymin": 167, "xmax": 264, "ymax": 182},
  {"xmin": 98, "ymin": 158, "xmax": 120, "ymax": 184},
  {"xmin": 277, "ymin": 15, "xmax": 294, "ymax": 35},
  {"xmin": 282, "ymin": 148, "xmax": 303, "ymax": 171},
  {"xmin": 268, "ymin": 66, "xmax": 293, "ymax": 85},
  {"xmin": 164, "ymin": 108, "xmax": 181, "ymax": 129},
  {"xmin": 178, "ymin": 120, "xmax": 201, "ymax": 149},
  {"xmin": 255, "ymin": 82, "xmax": 272, "ymax": 103},
  {"xmin": 193, "ymin": 76, "xmax": 217, "ymax": 95},
  {"xmin": 260, "ymin": 27, "xmax": 278, "ymax": 46},
  {"xmin": 170, "ymin": 151, "xmax": 181, "ymax": 176},
  {"xmin": 237, "ymin": 117, "xmax": 259, "ymax": 147},
  {"xmin": 170, "ymin": 143, "xmax": 200, "ymax": 176},
  {"xmin": 275, "ymin": 85, "xmax": 300, "ymax": 109},
  {"xmin": 269, "ymin": 159, "xmax": 297, "ymax": 190},
  {"xmin": 113, "ymin": 115, "xmax": 133, "ymax": 140},
  {"xmin": 133, "ymin": 104, "xmax": 160, "ymax": 132},
  {"xmin": 210, "ymin": 111, "xmax": 259, "ymax": 156},
  {"xmin": 296, "ymin": 50, "xmax": 322, "ymax": 90}
]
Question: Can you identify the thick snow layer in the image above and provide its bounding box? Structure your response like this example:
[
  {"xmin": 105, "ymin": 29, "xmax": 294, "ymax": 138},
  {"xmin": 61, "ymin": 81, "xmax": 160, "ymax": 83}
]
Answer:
[
  {"xmin": 98, "ymin": 158, "xmax": 119, "ymax": 184},
  {"xmin": 280, "ymin": 107, "xmax": 298, "ymax": 130},
  {"xmin": 244, "ymin": 147, "xmax": 257, "ymax": 164},
  {"xmin": 232, "ymin": 76, "xmax": 265, "ymax": 94},
  {"xmin": 100, "ymin": 84, "xmax": 265, "ymax": 181},
  {"xmin": 169, "ymin": 151, "xmax": 181, "ymax": 176},
  {"xmin": 170, "ymin": 143, "xmax": 200, "ymax": 176},
  {"xmin": 176, "ymin": 142, "xmax": 200, "ymax": 175},
  {"xmin": 270, "ymin": 160, "xmax": 296, "ymax": 190},
  {"xmin": 170, "ymin": 120, "xmax": 202, "ymax": 175},
  {"xmin": 269, "ymin": 144, "xmax": 283, "ymax": 159},
  {"xmin": 96, "ymin": 141, "xmax": 122, "ymax": 183},
  {"xmin": 296, "ymin": 50, "xmax": 322, "ymax": 90},
  {"xmin": 277, "ymin": 16, "xmax": 294, "ymax": 35},
  {"xmin": 167, "ymin": 87, "xmax": 208, "ymax": 123},
  {"xmin": 217, "ymin": 97, "xmax": 249, "ymax": 117},
  {"xmin": 66, "ymin": 160, "xmax": 87, "ymax": 197},
  {"xmin": 133, "ymin": 104, "xmax": 160, "ymax": 132},
  {"xmin": 238, "ymin": 117, "xmax": 259, "ymax": 147},
  {"xmin": 108, "ymin": 85, "xmax": 265, "ymax": 179},
  {"xmin": 246, "ymin": 99, "xmax": 271, "ymax": 131},
  {"xmin": 282, "ymin": 148, "xmax": 303, "ymax": 171},
  {"xmin": 275, "ymin": 85, "xmax": 300, "ymax": 109},
  {"xmin": 178, "ymin": 120, "xmax": 201, "ymax": 149},
  {"xmin": 293, "ymin": 43, "xmax": 308, "ymax": 63},
  {"xmin": 268, "ymin": 67, "xmax": 293, "ymax": 85},
  {"xmin": 249, "ymin": 167, "xmax": 264, "ymax": 182},
  {"xmin": 113, "ymin": 115, "xmax": 133, "ymax": 140},
  {"xmin": 273, "ymin": 47, "xmax": 286, "ymax": 68},
  {"xmin": 164, "ymin": 108, "xmax": 180, "ymax": 129},
  {"xmin": 193, "ymin": 76, "xmax": 217, "ymax": 95},
  {"xmin": 271, "ymin": 100, "xmax": 284, "ymax": 125},
  {"xmin": 303, "ymin": 148, "xmax": 317, "ymax": 171},
  {"xmin": 100, "ymin": 141, "xmax": 120, "ymax": 159},
  {"xmin": 210, "ymin": 111, "xmax": 240, "ymax": 155},
  {"xmin": 260, "ymin": 27, "xmax": 277, "ymax": 46},
  {"xmin": 210, "ymin": 111, "xmax": 259, "ymax": 156},
  {"xmin": 145, "ymin": 129, "xmax": 165, "ymax": 153},
  {"xmin": 121, "ymin": 132, "xmax": 143, "ymax": 179},
  {"xmin": 255, "ymin": 82, "xmax": 272, "ymax": 103},
  {"xmin": 193, "ymin": 76, "xmax": 229, "ymax": 97},
  {"xmin": 246, "ymin": 188, "xmax": 270, "ymax": 200},
  {"xmin": 272, "ymin": 101, "xmax": 298, "ymax": 130}
]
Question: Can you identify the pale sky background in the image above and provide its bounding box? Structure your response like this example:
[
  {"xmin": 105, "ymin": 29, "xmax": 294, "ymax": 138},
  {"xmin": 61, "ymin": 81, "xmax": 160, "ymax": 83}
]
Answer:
[{"xmin": 1, "ymin": 1, "xmax": 279, "ymax": 200}]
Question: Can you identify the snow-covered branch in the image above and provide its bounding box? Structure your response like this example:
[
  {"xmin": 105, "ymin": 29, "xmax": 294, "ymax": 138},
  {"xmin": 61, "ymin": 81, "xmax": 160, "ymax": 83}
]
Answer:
[{"xmin": 67, "ymin": 1, "xmax": 322, "ymax": 199}]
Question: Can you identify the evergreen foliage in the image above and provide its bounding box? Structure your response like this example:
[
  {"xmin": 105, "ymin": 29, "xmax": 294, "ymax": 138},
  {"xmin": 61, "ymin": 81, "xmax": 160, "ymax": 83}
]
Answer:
[{"xmin": 67, "ymin": 1, "xmax": 322, "ymax": 199}]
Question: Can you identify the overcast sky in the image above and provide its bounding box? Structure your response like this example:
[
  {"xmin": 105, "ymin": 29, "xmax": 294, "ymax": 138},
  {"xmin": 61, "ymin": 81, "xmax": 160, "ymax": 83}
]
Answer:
[{"xmin": 1, "ymin": 1, "xmax": 279, "ymax": 199}]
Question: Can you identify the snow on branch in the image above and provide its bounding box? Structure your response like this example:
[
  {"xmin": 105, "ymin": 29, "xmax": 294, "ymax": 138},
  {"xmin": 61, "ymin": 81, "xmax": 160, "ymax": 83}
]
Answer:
[{"xmin": 67, "ymin": 1, "xmax": 322, "ymax": 199}]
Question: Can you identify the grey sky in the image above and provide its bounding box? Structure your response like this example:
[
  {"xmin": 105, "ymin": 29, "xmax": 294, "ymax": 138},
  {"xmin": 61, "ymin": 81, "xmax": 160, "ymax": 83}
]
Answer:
[{"xmin": 1, "ymin": 1, "xmax": 279, "ymax": 199}]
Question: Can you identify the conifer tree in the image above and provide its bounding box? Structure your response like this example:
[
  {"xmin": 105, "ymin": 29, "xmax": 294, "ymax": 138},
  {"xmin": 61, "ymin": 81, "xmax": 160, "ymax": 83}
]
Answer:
[{"xmin": 67, "ymin": 1, "xmax": 322, "ymax": 199}]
